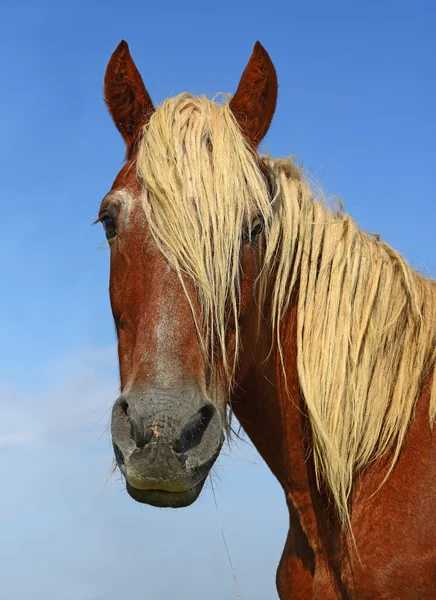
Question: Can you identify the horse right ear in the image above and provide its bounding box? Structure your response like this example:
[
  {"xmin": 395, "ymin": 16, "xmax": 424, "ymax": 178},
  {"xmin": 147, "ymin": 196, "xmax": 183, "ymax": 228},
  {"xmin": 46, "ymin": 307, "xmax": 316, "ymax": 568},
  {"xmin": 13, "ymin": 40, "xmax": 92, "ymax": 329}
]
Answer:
[{"xmin": 104, "ymin": 41, "xmax": 155, "ymax": 159}]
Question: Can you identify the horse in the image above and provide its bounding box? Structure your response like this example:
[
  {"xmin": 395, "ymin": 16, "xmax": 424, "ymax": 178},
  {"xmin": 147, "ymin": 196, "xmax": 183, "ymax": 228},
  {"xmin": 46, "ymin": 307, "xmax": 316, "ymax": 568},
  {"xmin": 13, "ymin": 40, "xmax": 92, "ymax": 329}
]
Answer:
[{"xmin": 99, "ymin": 40, "xmax": 436, "ymax": 599}]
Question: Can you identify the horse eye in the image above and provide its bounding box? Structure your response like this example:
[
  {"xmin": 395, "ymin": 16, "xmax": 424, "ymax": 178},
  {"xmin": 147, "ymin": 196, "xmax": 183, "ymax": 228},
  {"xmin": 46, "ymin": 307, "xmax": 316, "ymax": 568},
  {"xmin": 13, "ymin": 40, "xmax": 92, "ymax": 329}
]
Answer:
[
  {"xmin": 251, "ymin": 216, "xmax": 264, "ymax": 237},
  {"xmin": 101, "ymin": 216, "xmax": 117, "ymax": 240},
  {"xmin": 242, "ymin": 216, "xmax": 264, "ymax": 244}
]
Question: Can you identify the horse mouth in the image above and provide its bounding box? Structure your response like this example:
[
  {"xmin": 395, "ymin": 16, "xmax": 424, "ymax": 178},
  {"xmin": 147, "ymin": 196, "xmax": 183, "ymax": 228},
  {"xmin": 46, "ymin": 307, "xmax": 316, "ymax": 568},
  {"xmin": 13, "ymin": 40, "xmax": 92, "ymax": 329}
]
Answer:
[
  {"xmin": 126, "ymin": 477, "xmax": 207, "ymax": 508},
  {"xmin": 118, "ymin": 439, "xmax": 223, "ymax": 508}
]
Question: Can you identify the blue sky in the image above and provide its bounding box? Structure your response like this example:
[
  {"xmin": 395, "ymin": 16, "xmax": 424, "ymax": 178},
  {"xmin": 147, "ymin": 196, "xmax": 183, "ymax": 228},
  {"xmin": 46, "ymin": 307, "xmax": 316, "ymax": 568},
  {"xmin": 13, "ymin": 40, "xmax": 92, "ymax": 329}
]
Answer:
[{"xmin": 1, "ymin": 1, "xmax": 435, "ymax": 598}]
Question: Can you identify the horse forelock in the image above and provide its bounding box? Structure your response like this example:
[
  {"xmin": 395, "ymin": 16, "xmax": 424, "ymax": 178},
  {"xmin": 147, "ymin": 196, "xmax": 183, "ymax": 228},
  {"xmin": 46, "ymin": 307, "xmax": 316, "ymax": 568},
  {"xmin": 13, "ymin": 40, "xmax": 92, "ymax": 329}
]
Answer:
[
  {"xmin": 133, "ymin": 92, "xmax": 436, "ymax": 524},
  {"xmin": 135, "ymin": 93, "xmax": 272, "ymax": 382}
]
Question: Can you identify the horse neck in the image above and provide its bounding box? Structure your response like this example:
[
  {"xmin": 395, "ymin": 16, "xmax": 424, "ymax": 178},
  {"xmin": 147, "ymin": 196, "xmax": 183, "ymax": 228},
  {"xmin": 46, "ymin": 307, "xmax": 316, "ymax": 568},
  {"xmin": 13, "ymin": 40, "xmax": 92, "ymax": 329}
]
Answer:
[{"xmin": 231, "ymin": 290, "xmax": 337, "ymax": 554}]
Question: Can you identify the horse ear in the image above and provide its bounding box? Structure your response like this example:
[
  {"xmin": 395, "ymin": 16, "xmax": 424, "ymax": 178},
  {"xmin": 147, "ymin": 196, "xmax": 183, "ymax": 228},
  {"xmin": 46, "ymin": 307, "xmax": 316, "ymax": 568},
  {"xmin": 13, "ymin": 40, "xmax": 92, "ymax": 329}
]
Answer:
[
  {"xmin": 230, "ymin": 42, "xmax": 278, "ymax": 147},
  {"xmin": 104, "ymin": 41, "xmax": 155, "ymax": 159}
]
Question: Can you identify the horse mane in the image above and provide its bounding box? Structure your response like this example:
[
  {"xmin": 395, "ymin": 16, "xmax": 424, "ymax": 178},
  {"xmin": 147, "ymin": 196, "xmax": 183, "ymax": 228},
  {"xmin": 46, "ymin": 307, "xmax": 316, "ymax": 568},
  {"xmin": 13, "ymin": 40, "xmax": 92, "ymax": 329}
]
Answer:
[
  {"xmin": 136, "ymin": 93, "xmax": 436, "ymax": 523},
  {"xmin": 267, "ymin": 156, "xmax": 436, "ymax": 523}
]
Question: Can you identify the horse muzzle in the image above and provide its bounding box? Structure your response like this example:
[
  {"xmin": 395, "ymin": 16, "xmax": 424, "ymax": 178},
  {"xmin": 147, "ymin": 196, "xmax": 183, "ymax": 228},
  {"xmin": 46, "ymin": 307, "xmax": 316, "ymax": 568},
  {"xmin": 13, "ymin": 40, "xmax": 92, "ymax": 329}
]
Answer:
[{"xmin": 111, "ymin": 385, "xmax": 224, "ymax": 507}]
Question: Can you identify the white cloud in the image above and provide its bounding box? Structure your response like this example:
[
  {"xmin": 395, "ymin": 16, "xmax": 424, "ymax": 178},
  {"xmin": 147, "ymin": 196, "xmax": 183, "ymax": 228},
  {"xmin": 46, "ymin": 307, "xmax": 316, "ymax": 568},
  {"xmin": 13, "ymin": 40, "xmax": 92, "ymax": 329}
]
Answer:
[{"xmin": 0, "ymin": 345, "xmax": 119, "ymax": 447}]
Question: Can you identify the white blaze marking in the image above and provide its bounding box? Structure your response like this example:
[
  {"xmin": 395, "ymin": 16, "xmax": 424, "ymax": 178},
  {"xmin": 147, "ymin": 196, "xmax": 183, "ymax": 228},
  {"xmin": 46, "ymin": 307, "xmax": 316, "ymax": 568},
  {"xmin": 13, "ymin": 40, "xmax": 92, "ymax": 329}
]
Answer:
[{"xmin": 155, "ymin": 269, "xmax": 182, "ymax": 386}]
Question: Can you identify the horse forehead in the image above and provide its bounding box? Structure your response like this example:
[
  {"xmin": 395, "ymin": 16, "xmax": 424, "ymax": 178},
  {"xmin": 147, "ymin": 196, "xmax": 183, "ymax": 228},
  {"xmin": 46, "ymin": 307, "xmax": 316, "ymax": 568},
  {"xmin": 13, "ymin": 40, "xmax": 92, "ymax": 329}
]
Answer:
[
  {"xmin": 111, "ymin": 160, "xmax": 140, "ymax": 197},
  {"xmin": 109, "ymin": 160, "xmax": 142, "ymax": 220},
  {"xmin": 111, "ymin": 158, "xmax": 139, "ymax": 191}
]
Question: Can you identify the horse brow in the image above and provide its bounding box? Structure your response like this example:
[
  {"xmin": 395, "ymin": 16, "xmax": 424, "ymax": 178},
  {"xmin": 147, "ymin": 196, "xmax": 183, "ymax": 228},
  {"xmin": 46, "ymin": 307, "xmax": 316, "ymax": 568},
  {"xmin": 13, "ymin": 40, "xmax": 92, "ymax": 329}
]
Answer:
[{"xmin": 99, "ymin": 192, "xmax": 123, "ymax": 214}]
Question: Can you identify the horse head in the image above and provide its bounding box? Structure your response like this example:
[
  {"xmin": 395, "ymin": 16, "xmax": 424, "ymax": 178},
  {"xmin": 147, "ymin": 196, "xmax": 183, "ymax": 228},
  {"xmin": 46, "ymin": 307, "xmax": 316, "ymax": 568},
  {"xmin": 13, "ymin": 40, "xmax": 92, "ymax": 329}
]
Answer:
[{"xmin": 101, "ymin": 41, "xmax": 277, "ymax": 507}]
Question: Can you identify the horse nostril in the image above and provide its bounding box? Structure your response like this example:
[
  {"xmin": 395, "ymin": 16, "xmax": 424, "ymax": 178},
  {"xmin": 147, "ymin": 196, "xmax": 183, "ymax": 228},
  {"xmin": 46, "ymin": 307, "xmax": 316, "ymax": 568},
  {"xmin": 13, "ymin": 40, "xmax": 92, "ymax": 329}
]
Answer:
[
  {"xmin": 115, "ymin": 398, "xmax": 153, "ymax": 449},
  {"xmin": 113, "ymin": 443, "xmax": 124, "ymax": 466},
  {"xmin": 174, "ymin": 404, "xmax": 215, "ymax": 455},
  {"xmin": 127, "ymin": 407, "xmax": 154, "ymax": 448}
]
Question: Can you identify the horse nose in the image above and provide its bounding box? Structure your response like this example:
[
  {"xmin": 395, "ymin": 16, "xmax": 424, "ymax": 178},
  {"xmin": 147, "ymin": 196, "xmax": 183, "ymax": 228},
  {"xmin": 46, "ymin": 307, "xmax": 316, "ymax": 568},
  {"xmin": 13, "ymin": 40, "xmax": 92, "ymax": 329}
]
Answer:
[
  {"xmin": 112, "ymin": 396, "xmax": 218, "ymax": 457},
  {"xmin": 173, "ymin": 403, "xmax": 215, "ymax": 455}
]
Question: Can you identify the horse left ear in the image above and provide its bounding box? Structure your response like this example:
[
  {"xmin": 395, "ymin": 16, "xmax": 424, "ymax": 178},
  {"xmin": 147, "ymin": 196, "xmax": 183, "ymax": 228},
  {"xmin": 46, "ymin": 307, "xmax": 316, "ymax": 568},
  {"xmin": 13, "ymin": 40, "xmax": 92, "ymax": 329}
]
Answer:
[
  {"xmin": 230, "ymin": 42, "xmax": 278, "ymax": 147},
  {"xmin": 104, "ymin": 40, "xmax": 155, "ymax": 159}
]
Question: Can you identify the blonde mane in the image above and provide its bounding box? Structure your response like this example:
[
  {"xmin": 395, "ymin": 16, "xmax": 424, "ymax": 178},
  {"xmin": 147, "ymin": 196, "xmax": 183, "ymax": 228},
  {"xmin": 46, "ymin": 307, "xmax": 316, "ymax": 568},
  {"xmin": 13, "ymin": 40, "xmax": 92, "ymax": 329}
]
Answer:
[{"xmin": 136, "ymin": 94, "xmax": 436, "ymax": 523}]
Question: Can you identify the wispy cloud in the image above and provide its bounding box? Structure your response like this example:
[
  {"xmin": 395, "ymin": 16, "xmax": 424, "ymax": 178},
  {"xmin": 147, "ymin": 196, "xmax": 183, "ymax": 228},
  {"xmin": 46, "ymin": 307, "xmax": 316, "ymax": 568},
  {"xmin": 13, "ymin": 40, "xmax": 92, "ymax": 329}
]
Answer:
[{"xmin": 0, "ymin": 345, "xmax": 118, "ymax": 448}]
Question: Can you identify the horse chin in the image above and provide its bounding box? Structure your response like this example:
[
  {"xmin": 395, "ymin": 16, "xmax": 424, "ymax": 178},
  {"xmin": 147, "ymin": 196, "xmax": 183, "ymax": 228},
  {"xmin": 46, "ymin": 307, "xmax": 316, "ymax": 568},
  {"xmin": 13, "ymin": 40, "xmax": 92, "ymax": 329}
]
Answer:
[{"xmin": 126, "ymin": 478, "xmax": 207, "ymax": 508}]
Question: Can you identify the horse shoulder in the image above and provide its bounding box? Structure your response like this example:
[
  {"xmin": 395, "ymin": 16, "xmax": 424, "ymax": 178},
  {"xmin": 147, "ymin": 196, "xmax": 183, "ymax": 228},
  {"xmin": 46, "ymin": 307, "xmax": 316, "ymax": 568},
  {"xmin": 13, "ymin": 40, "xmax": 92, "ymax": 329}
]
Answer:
[{"xmin": 342, "ymin": 374, "xmax": 436, "ymax": 599}]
